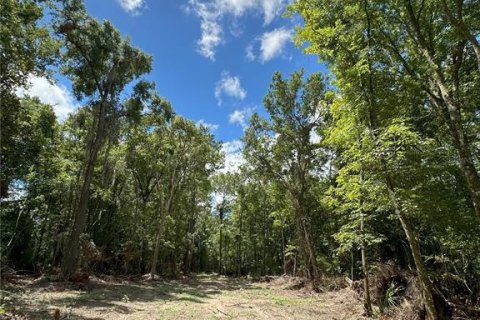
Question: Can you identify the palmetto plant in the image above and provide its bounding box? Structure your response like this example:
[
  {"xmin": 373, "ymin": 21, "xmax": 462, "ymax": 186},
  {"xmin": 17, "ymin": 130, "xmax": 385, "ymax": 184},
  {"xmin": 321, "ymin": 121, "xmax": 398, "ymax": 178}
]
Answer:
[{"xmin": 380, "ymin": 282, "xmax": 405, "ymax": 313}]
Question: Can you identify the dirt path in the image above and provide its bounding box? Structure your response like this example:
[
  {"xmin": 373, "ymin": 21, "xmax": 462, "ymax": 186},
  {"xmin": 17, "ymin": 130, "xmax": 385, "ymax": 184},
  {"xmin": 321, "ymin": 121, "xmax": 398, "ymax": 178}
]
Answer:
[{"xmin": 1, "ymin": 275, "xmax": 367, "ymax": 319}]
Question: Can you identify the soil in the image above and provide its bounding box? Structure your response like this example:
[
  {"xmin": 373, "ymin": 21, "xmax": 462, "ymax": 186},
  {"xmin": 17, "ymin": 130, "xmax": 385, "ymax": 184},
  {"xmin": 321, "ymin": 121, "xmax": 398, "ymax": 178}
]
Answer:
[{"xmin": 1, "ymin": 274, "xmax": 368, "ymax": 319}]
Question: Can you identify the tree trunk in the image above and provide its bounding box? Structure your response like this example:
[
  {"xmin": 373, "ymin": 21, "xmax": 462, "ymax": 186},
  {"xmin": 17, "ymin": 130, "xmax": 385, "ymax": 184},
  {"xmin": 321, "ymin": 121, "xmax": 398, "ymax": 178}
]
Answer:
[
  {"xmin": 281, "ymin": 223, "xmax": 286, "ymax": 275},
  {"xmin": 32, "ymin": 222, "xmax": 46, "ymax": 268},
  {"xmin": 293, "ymin": 198, "xmax": 319, "ymax": 288},
  {"xmin": 150, "ymin": 211, "xmax": 166, "ymax": 278},
  {"xmin": 219, "ymin": 223, "xmax": 223, "ymax": 275},
  {"xmin": 61, "ymin": 103, "xmax": 106, "ymax": 279},
  {"xmin": 360, "ymin": 212, "xmax": 373, "ymax": 317},
  {"xmin": 253, "ymin": 238, "xmax": 257, "ymax": 275},
  {"xmin": 350, "ymin": 249, "xmax": 355, "ymax": 281},
  {"xmin": 262, "ymin": 204, "xmax": 267, "ymax": 276},
  {"xmin": 385, "ymin": 174, "xmax": 438, "ymax": 320},
  {"xmin": 293, "ymin": 253, "xmax": 297, "ymax": 277},
  {"xmin": 184, "ymin": 220, "xmax": 194, "ymax": 275},
  {"xmin": 151, "ymin": 192, "xmax": 173, "ymax": 277},
  {"xmin": 237, "ymin": 208, "xmax": 243, "ymax": 277},
  {"xmin": 235, "ymin": 237, "xmax": 240, "ymax": 277},
  {"xmin": 359, "ymin": 170, "xmax": 373, "ymax": 316},
  {"xmin": 172, "ymin": 236, "xmax": 178, "ymax": 277},
  {"xmin": 225, "ymin": 234, "xmax": 229, "ymax": 274},
  {"xmin": 150, "ymin": 168, "xmax": 178, "ymax": 278}
]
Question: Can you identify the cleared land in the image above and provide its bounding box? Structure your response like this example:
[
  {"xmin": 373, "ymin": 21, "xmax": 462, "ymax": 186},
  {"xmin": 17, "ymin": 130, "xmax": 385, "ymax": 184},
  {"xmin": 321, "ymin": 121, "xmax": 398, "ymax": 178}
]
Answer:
[{"xmin": 1, "ymin": 274, "xmax": 367, "ymax": 319}]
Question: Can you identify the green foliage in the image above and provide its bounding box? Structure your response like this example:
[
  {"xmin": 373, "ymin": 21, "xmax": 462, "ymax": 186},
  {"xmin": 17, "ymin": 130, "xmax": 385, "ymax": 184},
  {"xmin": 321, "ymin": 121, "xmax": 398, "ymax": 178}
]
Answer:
[
  {"xmin": 290, "ymin": 0, "xmax": 480, "ymax": 315},
  {"xmin": 0, "ymin": 0, "xmax": 59, "ymax": 199},
  {"xmin": 0, "ymin": 0, "xmax": 59, "ymax": 91},
  {"xmin": 380, "ymin": 282, "xmax": 405, "ymax": 313},
  {"xmin": 2, "ymin": 1, "xmax": 480, "ymax": 315}
]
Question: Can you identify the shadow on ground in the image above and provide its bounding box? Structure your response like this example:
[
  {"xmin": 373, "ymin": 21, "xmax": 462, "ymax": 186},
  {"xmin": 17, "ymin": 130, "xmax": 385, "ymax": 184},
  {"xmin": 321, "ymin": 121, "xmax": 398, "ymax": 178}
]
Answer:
[{"xmin": 1, "ymin": 274, "xmax": 256, "ymax": 320}]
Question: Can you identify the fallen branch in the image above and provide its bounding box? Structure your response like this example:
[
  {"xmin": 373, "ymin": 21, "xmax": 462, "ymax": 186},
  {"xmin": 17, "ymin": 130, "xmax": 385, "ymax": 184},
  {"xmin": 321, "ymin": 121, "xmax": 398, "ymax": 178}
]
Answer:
[{"xmin": 216, "ymin": 307, "xmax": 229, "ymax": 316}]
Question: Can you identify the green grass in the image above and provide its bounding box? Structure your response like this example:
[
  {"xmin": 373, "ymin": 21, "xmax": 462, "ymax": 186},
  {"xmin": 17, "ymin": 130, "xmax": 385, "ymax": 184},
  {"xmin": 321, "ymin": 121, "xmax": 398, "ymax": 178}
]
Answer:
[{"xmin": 273, "ymin": 296, "xmax": 290, "ymax": 305}]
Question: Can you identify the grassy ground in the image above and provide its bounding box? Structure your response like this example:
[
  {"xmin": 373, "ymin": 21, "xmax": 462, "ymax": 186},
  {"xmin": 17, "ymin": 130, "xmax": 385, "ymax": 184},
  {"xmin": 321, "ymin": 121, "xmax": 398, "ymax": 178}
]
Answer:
[{"xmin": 1, "ymin": 274, "xmax": 367, "ymax": 319}]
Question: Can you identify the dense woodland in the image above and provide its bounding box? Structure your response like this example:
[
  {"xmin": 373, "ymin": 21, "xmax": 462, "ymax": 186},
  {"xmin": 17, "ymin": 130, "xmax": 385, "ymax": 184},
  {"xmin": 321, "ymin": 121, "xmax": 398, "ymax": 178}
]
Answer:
[{"xmin": 1, "ymin": 0, "xmax": 480, "ymax": 319}]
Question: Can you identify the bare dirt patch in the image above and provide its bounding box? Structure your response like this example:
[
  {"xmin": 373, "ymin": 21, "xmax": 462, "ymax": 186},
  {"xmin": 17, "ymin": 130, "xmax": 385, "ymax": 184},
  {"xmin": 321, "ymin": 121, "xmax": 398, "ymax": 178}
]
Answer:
[{"xmin": 1, "ymin": 274, "xmax": 368, "ymax": 319}]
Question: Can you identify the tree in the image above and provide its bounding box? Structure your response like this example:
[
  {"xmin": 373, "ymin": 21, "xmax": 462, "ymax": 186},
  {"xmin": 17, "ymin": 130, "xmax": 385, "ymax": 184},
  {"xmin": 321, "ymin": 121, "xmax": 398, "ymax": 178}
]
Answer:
[
  {"xmin": 55, "ymin": 0, "xmax": 152, "ymax": 279},
  {"xmin": 149, "ymin": 116, "xmax": 220, "ymax": 277},
  {"xmin": 0, "ymin": 97, "xmax": 60, "ymax": 268},
  {"xmin": 212, "ymin": 173, "xmax": 237, "ymax": 275},
  {"xmin": 290, "ymin": 0, "xmax": 480, "ymax": 222},
  {"xmin": 288, "ymin": 1, "xmax": 459, "ymax": 317},
  {"xmin": 244, "ymin": 70, "xmax": 331, "ymax": 288},
  {"xmin": 230, "ymin": 175, "xmax": 289, "ymax": 277},
  {"xmin": 122, "ymin": 83, "xmax": 173, "ymax": 277},
  {"xmin": 0, "ymin": 0, "xmax": 59, "ymax": 198}
]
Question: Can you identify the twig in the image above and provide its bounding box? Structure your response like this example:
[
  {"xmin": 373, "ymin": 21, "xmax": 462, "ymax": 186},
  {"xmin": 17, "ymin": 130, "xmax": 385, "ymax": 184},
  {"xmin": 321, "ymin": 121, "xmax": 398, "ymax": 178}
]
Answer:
[{"xmin": 216, "ymin": 307, "xmax": 229, "ymax": 316}]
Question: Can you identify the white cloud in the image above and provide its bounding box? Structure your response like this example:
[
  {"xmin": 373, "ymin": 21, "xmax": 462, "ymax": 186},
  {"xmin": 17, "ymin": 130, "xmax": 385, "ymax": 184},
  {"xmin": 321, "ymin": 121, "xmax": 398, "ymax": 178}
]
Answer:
[
  {"xmin": 261, "ymin": 0, "xmax": 284, "ymax": 25},
  {"xmin": 220, "ymin": 140, "xmax": 245, "ymax": 173},
  {"xmin": 229, "ymin": 107, "xmax": 254, "ymax": 128},
  {"xmin": 259, "ymin": 27, "xmax": 292, "ymax": 63},
  {"xmin": 215, "ymin": 71, "xmax": 247, "ymax": 105},
  {"xmin": 229, "ymin": 110, "xmax": 245, "ymax": 126},
  {"xmin": 16, "ymin": 76, "xmax": 77, "ymax": 121},
  {"xmin": 189, "ymin": 1, "xmax": 223, "ymax": 60},
  {"xmin": 117, "ymin": 0, "xmax": 146, "ymax": 15},
  {"xmin": 197, "ymin": 119, "xmax": 220, "ymax": 131},
  {"xmin": 245, "ymin": 43, "xmax": 256, "ymax": 61},
  {"xmin": 187, "ymin": 0, "xmax": 286, "ymax": 60}
]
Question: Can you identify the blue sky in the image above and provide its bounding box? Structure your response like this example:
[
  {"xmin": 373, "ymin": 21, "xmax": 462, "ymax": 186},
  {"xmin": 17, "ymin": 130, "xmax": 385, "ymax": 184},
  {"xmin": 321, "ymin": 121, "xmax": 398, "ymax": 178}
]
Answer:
[
  {"xmin": 84, "ymin": 0, "xmax": 326, "ymax": 142},
  {"xmin": 19, "ymin": 0, "xmax": 327, "ymax": 170}
]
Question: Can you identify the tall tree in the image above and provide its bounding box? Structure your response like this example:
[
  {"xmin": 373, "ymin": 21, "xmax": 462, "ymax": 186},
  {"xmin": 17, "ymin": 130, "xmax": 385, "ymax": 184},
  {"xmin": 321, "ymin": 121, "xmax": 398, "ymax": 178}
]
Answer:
[
  {"xmin": 123, "ymin": 83, "xmax": 173, "ymax": 276},
  {"xmin": 149, "ymin": 116, "xmax": 220, "ymax": 277},
  {"xmin": 244, "ymin": 70, "xmax": 331, "ymax": 288},
  {"xmin": 55, "ymin": 0, "xmax": 152, "ymax": 278}
]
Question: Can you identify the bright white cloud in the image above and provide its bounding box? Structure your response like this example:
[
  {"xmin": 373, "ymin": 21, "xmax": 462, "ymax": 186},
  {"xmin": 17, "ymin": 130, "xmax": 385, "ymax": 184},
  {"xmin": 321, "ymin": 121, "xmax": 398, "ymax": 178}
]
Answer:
[
  {"xmin": 189, "ymin": 0, "xmax": 223, "ymax": 60},
  {"xmin": 187, "ymin": 0, "xmax": 285, "ymax": 60},
  {"xmin": 215, "ymin": 71, "xmax": 247, "ymax": 105},
  {"xmin": 196, "ymin": 119, "xmax": 220, "ymax": 131},
  {"xmin": 117, "ymin": 0, "xmax": 146, "ymax": 15},
  {"xmin": 16, "ymin": 76, "xmax": 77, "ymax": 121},
  {"xmin": 220, "ymin": 140, "xmax": 245, "ymax": 173},
  {"xmin": 229, "ymin": 107, "xmax": 254, "ymax": 128},
  {"xmin": 259, "ymin": 27, "xmax": 292, "ymax": 63}
]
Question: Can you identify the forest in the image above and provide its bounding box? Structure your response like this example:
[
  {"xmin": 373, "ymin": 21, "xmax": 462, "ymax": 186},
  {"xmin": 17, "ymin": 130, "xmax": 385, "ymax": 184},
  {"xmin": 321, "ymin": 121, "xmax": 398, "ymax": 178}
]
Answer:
[{"xmin": 1, "ymin": 0, "xmax": 480, "ymax": 319}]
